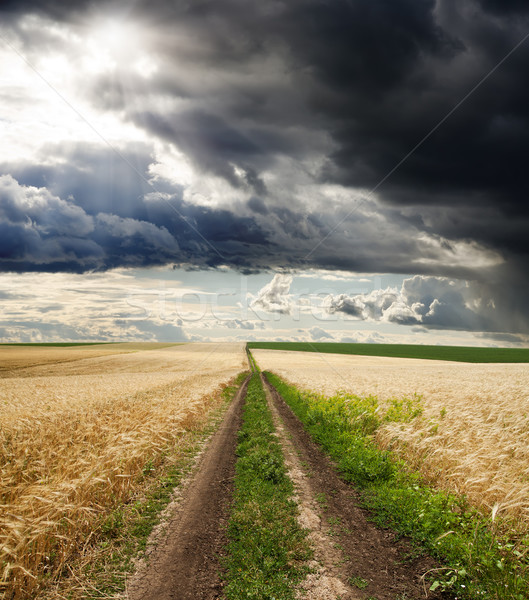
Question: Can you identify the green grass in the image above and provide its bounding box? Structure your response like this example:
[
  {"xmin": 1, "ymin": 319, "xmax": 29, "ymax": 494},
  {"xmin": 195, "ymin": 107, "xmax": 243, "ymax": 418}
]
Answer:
[
  {"xmin": 223, "ymin": 374, "xmax": 311, "ymax": 599},
  {"xmin": 69, "ymin": 372, "xmax": 249, "ymax": 599},
  {"xmin": 248, "ymin": 342, "xmax": 529, "ymax": 363},
  {"xmin": 264, "ymin": 371, "xmax": 529, "ymax": 600},
  {"xmin": 246, "ymin": 348, "xmax": 260, "ymax": 373},
  {"xmin": 349, "ymin": 575, "xmax": 369, "ymax": 589}
]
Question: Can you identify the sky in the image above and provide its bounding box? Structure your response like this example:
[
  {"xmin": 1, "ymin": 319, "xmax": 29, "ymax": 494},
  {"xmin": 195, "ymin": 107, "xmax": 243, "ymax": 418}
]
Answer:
[{"xmin": 0, "ymin": 0, "xmax": 528, "ymax": 346}]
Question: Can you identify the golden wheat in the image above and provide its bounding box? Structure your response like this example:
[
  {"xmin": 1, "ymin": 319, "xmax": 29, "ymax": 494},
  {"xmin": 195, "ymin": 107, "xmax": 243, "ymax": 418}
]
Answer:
[
  {"xmin": 254, "ymin": 349, "xmax": 529, "ymax": 530},
  {"xmin": 0, "ymin": 343, "xmax": 246, "ymax": 599},
  {"xmin": 0, "ymin": 343, "xmax": 182, "ymax": 378}
]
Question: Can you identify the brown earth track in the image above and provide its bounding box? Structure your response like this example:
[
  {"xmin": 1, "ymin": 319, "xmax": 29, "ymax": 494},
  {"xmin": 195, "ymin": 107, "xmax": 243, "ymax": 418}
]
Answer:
[
  {"xmin": 264, "ymin": 377, "xmax": 449, "ymax": 600},
  {"xmin": 126, "ymin": 377, "xmax": 249, "ymax": 600}
]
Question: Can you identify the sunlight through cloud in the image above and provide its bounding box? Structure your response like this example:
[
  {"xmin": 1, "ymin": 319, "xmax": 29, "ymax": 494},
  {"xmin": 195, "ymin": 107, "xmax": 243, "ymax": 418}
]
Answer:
[{"xmin": 84, "ymin": 19, "xmax": 151, "ymax": 74}]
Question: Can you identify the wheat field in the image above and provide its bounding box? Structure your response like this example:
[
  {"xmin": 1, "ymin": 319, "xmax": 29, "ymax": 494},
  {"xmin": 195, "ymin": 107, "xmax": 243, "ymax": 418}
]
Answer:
[
  {"xmin": 0, "ymin": 343, "xmax": 246, "ymax": 599},
  {"xmin": 254, "ymin": 349, "xmax": 529, "ymax": 530}
]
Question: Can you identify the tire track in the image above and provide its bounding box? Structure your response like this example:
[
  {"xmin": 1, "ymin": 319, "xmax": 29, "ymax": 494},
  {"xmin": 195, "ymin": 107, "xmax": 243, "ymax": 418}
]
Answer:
[
  {"xmin": 126, "ymin": 376, "xmax": 249, "ymax": 600},
  {"xmin": 262, "ymin": 374, "xmax": 358, "ymax": 600}
]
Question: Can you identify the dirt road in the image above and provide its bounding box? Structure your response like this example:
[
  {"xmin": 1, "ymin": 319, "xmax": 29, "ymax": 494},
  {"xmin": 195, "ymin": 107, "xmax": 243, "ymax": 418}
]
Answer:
[
  {"xmin": 126, "ymin": 377, "xmax": 249, "ymax": 600},
  {"xmin": 125, "ymin": 371, "xmax": 444, "ymax": 600}
]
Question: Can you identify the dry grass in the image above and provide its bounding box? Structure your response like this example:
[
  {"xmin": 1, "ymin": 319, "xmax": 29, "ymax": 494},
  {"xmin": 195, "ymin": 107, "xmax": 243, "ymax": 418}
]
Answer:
[
  {"xmin": 0, "ymin": 343, "xmax": 246, "ymax": 599},
  {"xmin": 254, "ymin": 349, "xmax": 529, "ymax": 531}
]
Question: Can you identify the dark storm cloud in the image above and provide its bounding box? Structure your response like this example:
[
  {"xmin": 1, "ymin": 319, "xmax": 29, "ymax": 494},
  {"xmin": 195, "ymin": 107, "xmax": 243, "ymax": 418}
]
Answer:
[
  {"xmin": 477, "ymin": 332, "xmax": 529, "ymax": 345},
  {"xmin": 0, "ymin": 0, "xmax": 92, "ymax": 21},
  {"xmin": 4, "ymin": 159, "xmax": 483, "ymax": 279},
  {"xmin": 478, "ymin": 0, "xmax": 529, "ymax": 15},
  {"xmin": 323, "ymin": 272, "xmax": 529, "ymax": 335},
  {"xmin": 119, "ymin": 0, "xmax": 528, "ymax": 265},
  {"xmin": 0, "ymin": 172, "xmax": 275, "ymax": 273},
  {"xmin": 291, "ymin": 0, "xmax": 529, "ymax": 260},
  {"xmin": 247, "ymin": 197, "xmax": 268, "ymax": 215},
  {"xmin": 285, "ymin": 0, "xmax": 461, "ymax": 95},
  {"xmin": 135, "ymin": 110, "xmax": 269, "ymax": 193},
  {"xmin": 1, "ymin": 0, "xmax": 529, "ymax": 333}
]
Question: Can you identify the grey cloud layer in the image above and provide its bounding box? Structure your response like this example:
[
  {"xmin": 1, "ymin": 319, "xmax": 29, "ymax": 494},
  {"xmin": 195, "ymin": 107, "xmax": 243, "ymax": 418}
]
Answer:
[
  {"xmin": 324, "ymin": 275, "xmax": 529, "ymax": 336},
  {"xmin": 1, "ymin": 168, "xmax": 498, "ymax": 279},
  {"xmin": 1, "ymin": 0, "xmax": 529, "ymax": 333},
  {"xmin": 325, "ymin": 276, "xmax": 494, "ymax": 331}
]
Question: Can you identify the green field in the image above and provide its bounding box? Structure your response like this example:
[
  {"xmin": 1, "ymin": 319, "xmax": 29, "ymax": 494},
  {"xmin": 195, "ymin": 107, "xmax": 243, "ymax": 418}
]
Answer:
[{"xmin": 247, "ymin": 342, "xmax": 529, "ymax": 363}]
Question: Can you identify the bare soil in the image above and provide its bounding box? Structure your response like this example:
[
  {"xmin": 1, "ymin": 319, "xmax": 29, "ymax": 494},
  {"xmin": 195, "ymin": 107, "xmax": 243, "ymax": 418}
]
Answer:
[{"xmin": 126, "ymin": 377, "xmax": 249, "ymax": 600}]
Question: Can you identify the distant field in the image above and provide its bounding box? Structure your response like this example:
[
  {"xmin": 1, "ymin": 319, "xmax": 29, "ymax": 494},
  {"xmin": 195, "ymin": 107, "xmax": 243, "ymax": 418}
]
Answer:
[
  {"xmin": 0, "ymin": 342, "xmax": 115, "ymax": 346},
  {"xmin": 0, "ymin": 342, "xmax": 181, "ymax": 375},
  {"xmin": 248, "ymin": 342, "xmax": 529, "ymax": 362},
  {"xmin": 0, "ymin": 342, "xmax": 184, "ymax": 347}
]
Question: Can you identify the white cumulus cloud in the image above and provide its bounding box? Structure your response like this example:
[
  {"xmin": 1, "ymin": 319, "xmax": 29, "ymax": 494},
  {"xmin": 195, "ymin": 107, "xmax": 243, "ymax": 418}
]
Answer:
[{"xmin": 250, "ymin": 273, "xmax": 293, "ymax": 315}]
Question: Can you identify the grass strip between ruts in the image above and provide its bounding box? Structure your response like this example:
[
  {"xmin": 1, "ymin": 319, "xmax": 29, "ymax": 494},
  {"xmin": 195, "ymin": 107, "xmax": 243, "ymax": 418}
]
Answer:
[
  {"xmin": 246, "ymin": 348, "xmax": 260, "ymax": 373},
  {"xmin": 223, "ymin": 373, "xmax": 311, "ymax": 599},
  {"xmin": 264, "ymin": 371, "xmax": 529, "ymax": 600}
]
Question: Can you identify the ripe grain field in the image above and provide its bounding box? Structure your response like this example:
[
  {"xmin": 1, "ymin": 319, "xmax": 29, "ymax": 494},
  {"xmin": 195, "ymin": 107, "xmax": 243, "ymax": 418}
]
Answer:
[
  {"xmin": 253, "ymin": 349, "xmax": 529, "ymax": 532},
  {"xmin": 0, "ymin": 342, "xmax": 246, "ymax": 599}
]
